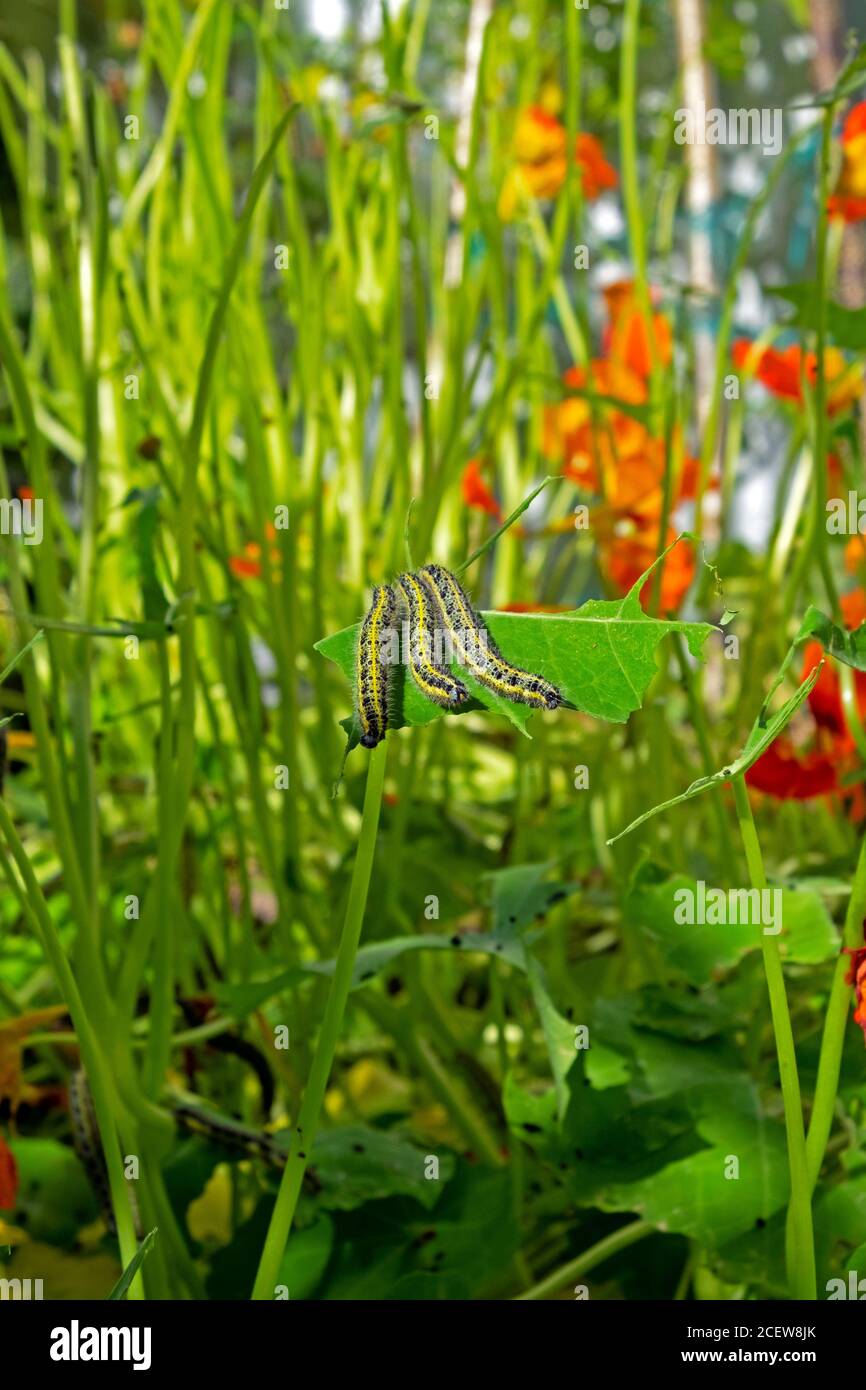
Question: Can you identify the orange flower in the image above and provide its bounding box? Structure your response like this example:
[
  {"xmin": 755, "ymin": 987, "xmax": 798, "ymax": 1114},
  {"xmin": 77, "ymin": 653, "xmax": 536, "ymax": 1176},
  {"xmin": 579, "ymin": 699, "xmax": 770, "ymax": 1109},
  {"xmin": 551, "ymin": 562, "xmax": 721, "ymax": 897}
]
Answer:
[
  {"xmin": 498, "ymin": 107, "xmax": 617, "ymax": 220},
  {"xmin": 845, "ymin": 533, "xmax": 866, "ymax": 574},
  {"xmin": 844, "ymin": 934, "xmax": 866, "ymax": 1044},
  {"xmin": 228, "ymin": 524, "xmax": 281, "ymax": 581},
  {"xmin": 513, "ymin": 104, "xmax": 567, "ymax": 164},
  {"xmin": 602, "ymin": 280, "xmax": 673, "ymax": 379},
  {"xmin": 828, "ymin": 102, "xmax": 866, "ymax": 223},
  {"xmin": 462, "ymin": 458, "xmax": 501, "ymax": 520},
  {"xmin": 733, "ymin": 340, "xmax": 863, "ymax": 415},
  {"xmin": 598, "ymin": 526, "xmax": 695, "ymax": 614}
]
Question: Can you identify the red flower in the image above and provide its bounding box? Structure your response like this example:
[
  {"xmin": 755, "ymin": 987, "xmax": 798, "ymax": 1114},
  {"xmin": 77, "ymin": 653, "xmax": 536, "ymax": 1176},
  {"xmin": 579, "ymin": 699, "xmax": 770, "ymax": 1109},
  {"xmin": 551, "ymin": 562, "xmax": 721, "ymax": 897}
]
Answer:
[
  {"xmin": 462, "ymin": 459, "xmax": 501, "ymax": 520},
  {"xmin": 745, "ymin": 737, "xmax": 839, "ymax": 800},
  {"xmin": 802, "ymin": 589, "xmax": 866, "ymax": 744},
  {"xmin": 733, "ymin": 340, "xmax": 863, "ymax": 415},
  {"xmin": 828, "ymin": 102, "xmax": 866, "ymax": 223},
  {"xmin": 844, "ymin": 933, "xmax": 866, "ymax": 1044},
  {"xmin": 228, "ymin": 524, "xmax": 281, "ymax": 581},
  {"xmin": 0, "ymin": 1135, "xmax": 17, "ymax": 1211}
]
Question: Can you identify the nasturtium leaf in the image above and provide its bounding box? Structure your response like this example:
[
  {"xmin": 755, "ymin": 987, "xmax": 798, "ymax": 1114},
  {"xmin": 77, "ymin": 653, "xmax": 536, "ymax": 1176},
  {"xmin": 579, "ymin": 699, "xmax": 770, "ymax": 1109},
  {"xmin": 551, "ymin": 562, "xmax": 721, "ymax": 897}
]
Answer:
[
  {"xmin": 502, "ymin": 1071, "xmax": 559, "ymax": 1145},
  {"xmin": 274, "ymin": 1214, "xmax": 334, "ymax": 1300},
  {"xmin": 315, "ymin": 540, "xmax": 714, "ymax": 746},
  {"xmin": 625, "ymin": 867, "xmax": 839, "ymax": 984},
  {"xmin": 303, "ymin": 1126, "xmax": 454, "ymax": 1212},
  {"xmin": 216, "ymin": 931, "xmax": 530, "ymax": 1017},
  {"xmin": 599, "ymin": 1127, "xmax": 789, "ymax": 1245},
  {"xmin": 486, "ymin": 861, "xmax": 573, "ymax": 942},
  {"xmin": 525, "ymin": 955, "xmax": 578, "ymax": 1117},
  {"xmin": 9, "ymin": 1138, "xmax": 99, "ymax": 1247},
  {"xmin": 795, "ymin": 604, "xmax": 866, "ymax": 671},
  {"xmin": 777, "ymin": 889, "xmax": 839, "ymax": 963},
  {"xmin": 812, "ymin": 1176, "xmax": 866, "ymax": 1282},
  {"xmin": 609, "ymin": 664, "xmax": 821, "ymax": 844}
]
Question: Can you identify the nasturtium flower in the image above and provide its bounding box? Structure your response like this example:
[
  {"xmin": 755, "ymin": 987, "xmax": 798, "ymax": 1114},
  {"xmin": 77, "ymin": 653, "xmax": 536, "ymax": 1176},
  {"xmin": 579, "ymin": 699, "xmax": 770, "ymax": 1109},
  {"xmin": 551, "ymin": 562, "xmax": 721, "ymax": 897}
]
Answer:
[
  {"xmin": 744, "ymin": 737, "xmax": 839, "ymax": 800},
  {"xmin": 828, "ymin": 101, "xmax": 866, "ymax": 223},
  {"xmin": 461, "ymin": 458, "xmax": 502, "ymax": 520},
  {"xmin": 229, "ymin": 523, "xmax": 281, "ymax": 581},
  {"xmin": 802, "ymin": 589, "xmax": 866, "ymax": 744},
  {"xmin": 497, "ymin": 106, "xmax": 617, "ymax": 220},
  {"xmin": 0, "ymin": 1135, "xmax": 18, "ymax": 1212},
  {"xmin": 597, "ymin": 524, "xmax": 695, "ymax": 614},
  {"xmin": 745, "ymin": 589, "xmax": 866, "ymax": 818},
  {"xmin": 602, "ymin": 280, "xmax": 673, "ymax": 379},
  {"xmin": 732, "ymin": 340, "xmax": 863, "ymax": 415},
  {"xmin": 844, "ymin": 936, "xmax": 866, "ymax": 1044},
  {"xmin": 542, "ymin": 283, "xmax": 697, "ymax": 611}
]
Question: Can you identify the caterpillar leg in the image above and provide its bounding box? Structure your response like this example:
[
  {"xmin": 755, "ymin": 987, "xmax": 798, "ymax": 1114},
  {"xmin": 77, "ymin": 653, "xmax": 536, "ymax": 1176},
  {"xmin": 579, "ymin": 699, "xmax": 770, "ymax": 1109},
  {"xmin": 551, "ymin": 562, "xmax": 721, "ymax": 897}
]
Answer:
[
  {"xmin": 355, "ymin": 583, "xmax": 398, "ymax": 748},
  {"xmin": 417, "ymin": 564, "xmax": 562, "ymax": 711}
]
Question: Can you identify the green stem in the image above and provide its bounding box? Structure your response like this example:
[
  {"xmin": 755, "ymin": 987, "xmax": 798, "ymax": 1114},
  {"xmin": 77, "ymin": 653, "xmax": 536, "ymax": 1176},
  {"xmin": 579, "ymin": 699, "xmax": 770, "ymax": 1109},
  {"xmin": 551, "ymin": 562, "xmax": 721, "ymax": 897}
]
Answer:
[
  {"xmin": 620, "ymin": 0, "xmax": 660, "ymax": 418},
  {"xmin": 731, "ymin": 776, "xmax": 815, "ymax": 1300},
  {"xmin": 514, "ymin": 1219, "xmax": 653, "ymax": 1301},
  {"xmin": 803, "ymin": 828, "xmax": 866, "ymax": 1189},
  {"xmin": 250, "ymin": 738, "xmax": 388, "ymax": 1299},
  {"xmin": 811, "ymin": 104, "xmax": 839, "ymax": 620},
  {"xmin": 0, "ymin": 796, "xmax": 140, "ymax": 1290}
]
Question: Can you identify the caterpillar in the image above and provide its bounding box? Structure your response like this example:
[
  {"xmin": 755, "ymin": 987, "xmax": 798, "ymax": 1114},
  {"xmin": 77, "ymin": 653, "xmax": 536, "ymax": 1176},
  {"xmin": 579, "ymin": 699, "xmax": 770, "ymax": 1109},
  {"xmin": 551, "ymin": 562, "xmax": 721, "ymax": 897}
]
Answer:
[
  {"xmin": 417, "ymin": 564, "xmax": 562, "ymax": 710},
  {"xmin": 68, "ymin": 1069, "xmax": 142, "ymax": 1238},
  {"xmin": 353, "ymin": 565, "xmax": 561, "ymax": 747},
  {"xmin": 355, "ymin": 582, "xmax": 398, "ymax": 748},
  {"xmin": 394, "ymin": 571, "xmax": 469, "ymax": 709}
]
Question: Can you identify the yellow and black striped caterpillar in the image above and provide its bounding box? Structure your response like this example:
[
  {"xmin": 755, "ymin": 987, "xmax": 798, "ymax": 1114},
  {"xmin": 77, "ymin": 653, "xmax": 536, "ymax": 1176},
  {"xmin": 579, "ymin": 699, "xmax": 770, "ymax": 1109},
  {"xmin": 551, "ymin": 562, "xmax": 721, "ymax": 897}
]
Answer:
[
  {"xmin": 354, "ymin": 565, "xmax": 562, "ymax": 747},
  {"xmin": 355, "ymin": 583, "xmax": 398, "ymax": 749}
]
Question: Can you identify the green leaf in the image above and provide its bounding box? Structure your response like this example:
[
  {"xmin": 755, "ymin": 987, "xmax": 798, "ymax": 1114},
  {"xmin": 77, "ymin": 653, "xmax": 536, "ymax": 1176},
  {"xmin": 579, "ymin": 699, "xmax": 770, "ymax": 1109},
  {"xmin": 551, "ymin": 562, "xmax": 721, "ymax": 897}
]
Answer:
[
  {"xmin": 788, "ymin": 42, "xmax": 866, "ymax": 107},
  {"xmin": 486, "ymin": 861, "xmax": 572, "ymax": 943},
  {"xmin": 274, "ymin": 1215, "xmax": 333, "ymax": 1300},
  {"xmin": 608, "ymin": 664, "xmax": 822, "ymax": 844},
  {"xmin": 107, "ymin": 1229, "xmax": 158, "ymax": 1301},
  {"xmin": 768, "ymin": 284, "xmax": 866, "ymax": 351},
  {"xmin": 123, "ymin": 486, "xmax": 169, "ymax": 623},
  {"xmin": 524, "ymin": 954, "xmax": 578, "ymax": 1117},
  {"xmin": 303, "ymin": 1126, "xmax": 454, "ymax": 1212},
  {"xmin": 457, "ymin": 475, "xmax": 561, "ymax": 576},
  {"xmin": 9, "ymin": 1138, "xmax": 100, "ymax": 1247},
  {"xmin": 0, "ymin": 630, "xmax": 43, "ymax": 685},
  {"xmin": 795, "ymin": 604, "xmax": 866, "ymax": 671},
  {"xmin": 600, "ymin": 1128, "xmax": 789, "ymax": 1244},
  {"xmin": 216, "ymin": 931, "xmax": 530, "ymax": 1017},
  {"xmin": 624, "ymin": 868, "xmax": 839, "ymax": 985},
  {"xmin": 315, "ymin": 537, "xmax": 714, "ymax": 745}
]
